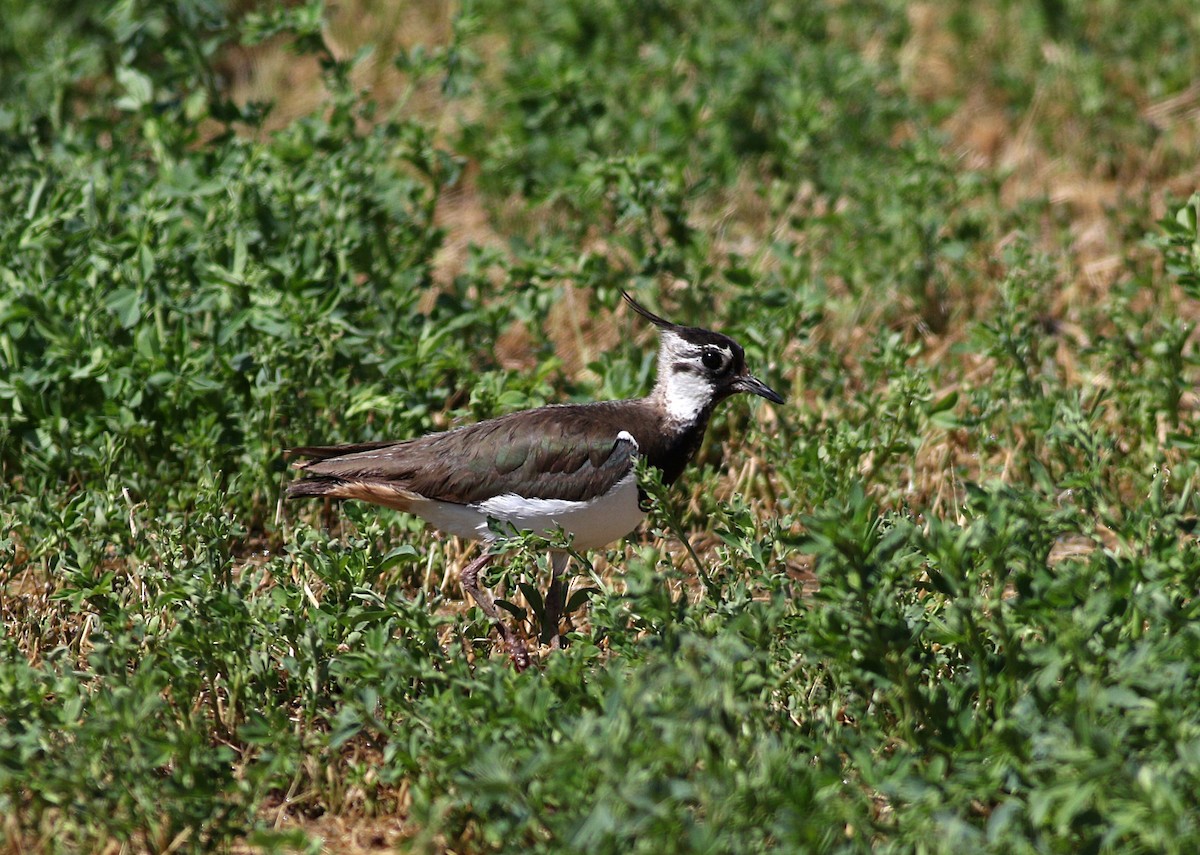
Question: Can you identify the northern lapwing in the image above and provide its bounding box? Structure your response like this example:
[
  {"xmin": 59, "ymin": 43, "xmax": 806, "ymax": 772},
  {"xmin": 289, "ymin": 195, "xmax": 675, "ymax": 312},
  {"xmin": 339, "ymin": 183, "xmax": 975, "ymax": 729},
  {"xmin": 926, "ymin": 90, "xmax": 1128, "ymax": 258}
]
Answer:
[{"xmin": 287, "ymin": 291, "xmax": 785, "ymax": 668}]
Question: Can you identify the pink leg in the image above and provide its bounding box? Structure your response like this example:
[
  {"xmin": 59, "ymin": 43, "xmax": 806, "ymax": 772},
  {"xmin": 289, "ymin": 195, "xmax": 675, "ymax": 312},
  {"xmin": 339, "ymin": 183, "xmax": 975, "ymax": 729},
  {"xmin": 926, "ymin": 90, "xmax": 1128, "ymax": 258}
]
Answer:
[{"xmin": 460, "ymin": 552, "xmax": 530, "ymax": 671}]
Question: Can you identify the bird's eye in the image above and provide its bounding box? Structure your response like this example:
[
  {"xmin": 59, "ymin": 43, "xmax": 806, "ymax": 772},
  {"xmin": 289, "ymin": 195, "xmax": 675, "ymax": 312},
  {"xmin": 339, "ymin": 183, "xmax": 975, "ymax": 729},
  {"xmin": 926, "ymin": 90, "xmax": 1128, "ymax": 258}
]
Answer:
[{"xmin": 701, "ymin": 348, "xmax": 726, "ymax": 372}]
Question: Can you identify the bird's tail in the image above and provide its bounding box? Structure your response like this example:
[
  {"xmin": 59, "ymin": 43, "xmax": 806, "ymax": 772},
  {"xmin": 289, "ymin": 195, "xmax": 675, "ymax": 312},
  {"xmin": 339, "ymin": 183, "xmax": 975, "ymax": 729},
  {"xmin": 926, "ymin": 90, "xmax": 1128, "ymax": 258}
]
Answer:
[
  {"xmin": 285, "ymin": 475, "xmax": 346, "ymax": 499},
  {"xmin": 285, "ymin": 440, "xmax": 418, "ymax": 511},
  {"xmin": 285, "ymin": 472, "xmax": 418, "ymax": 512},
  {"xmin": 287, "ymin": 441, "xmax": 399, "ymax": 466}
]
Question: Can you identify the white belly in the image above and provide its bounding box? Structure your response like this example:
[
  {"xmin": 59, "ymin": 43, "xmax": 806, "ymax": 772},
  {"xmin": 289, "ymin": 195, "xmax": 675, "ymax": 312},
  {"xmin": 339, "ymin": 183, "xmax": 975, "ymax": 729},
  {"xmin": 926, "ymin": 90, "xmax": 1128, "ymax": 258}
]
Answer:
[{"xmin": 410, "ymin": 470, "xmax": 645, "ymax": 551}]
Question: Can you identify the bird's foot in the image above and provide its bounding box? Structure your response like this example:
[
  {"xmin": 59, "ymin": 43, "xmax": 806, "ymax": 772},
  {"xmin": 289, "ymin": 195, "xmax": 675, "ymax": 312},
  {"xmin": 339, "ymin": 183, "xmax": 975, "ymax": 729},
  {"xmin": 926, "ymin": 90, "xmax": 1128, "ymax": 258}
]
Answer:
[
  {"xmin": 502, "ymin": 630, "xmax": 531, "ymax": 671},
  {"xmin": 462, "ymin": 551, "xmax": 533, "ymax": 670}
]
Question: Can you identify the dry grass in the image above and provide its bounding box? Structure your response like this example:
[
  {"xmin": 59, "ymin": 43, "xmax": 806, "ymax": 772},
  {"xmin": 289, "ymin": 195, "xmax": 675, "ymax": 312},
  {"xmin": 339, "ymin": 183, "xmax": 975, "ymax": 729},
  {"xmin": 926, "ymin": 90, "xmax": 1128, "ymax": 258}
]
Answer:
[
  {"xmin": 223, "ymin": 0, "xmax": 1198, "ymax": 424},
  {"xmin": 226, "ymin": 0, "xmax": 460, "ymax": 129},
  {"xmin": 6, "ymin": 3, "xmax": 1198, "ymax": 850}
]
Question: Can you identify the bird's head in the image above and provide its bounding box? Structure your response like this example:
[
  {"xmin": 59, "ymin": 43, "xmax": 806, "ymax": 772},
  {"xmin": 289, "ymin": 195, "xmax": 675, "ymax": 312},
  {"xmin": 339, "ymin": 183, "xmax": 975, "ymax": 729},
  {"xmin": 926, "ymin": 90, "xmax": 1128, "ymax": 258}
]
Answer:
[{"xmin": 622, "ymin": 290, "xmax": 785, "ymax": 424}]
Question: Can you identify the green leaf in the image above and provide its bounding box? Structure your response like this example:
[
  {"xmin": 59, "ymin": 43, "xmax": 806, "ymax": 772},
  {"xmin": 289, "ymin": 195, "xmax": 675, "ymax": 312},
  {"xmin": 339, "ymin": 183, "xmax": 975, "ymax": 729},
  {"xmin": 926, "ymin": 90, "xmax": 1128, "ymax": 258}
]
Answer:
[
  {"xmin": 494, "ymin": 599, "xmax": 526, "ymax": 622},
  {"xmin": 566, "ymin": 586, "xmax": 600, "ymax": 612},
  {"xmin": 517, "ymin": 582, "xmax": 544, "ymax": 620},
  {"xmin": 115, "ymin": 66, "xmax": 154, "ymax": 110},
  {"xmin": 105, "ymin": 287, "xmax": 143, "ymax": 329}
]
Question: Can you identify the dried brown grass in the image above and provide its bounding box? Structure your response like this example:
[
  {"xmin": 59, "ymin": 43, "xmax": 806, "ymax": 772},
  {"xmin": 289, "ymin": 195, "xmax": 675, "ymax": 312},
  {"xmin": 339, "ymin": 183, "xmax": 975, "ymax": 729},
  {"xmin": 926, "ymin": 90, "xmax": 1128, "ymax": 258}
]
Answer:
[{"xmin": 7, "ymin": 5, "xmax": 1198, "ymax": 849}]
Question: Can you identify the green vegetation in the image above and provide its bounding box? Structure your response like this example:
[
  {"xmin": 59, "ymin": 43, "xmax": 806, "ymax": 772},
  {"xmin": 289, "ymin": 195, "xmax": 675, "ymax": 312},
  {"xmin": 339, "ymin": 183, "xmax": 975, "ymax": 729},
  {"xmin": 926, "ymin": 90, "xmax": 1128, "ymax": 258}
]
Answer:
[{"xmin": 3, "ymin": 0, "xmax": 1200, "ymax": 851}]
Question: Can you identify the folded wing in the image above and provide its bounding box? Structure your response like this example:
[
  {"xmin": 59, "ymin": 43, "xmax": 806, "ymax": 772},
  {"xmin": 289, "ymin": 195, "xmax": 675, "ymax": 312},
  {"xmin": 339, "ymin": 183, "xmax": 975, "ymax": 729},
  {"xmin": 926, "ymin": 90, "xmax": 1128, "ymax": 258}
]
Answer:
[{"xmin": 287, "ymin": 407, "xmax": 638, "ymax": 506}]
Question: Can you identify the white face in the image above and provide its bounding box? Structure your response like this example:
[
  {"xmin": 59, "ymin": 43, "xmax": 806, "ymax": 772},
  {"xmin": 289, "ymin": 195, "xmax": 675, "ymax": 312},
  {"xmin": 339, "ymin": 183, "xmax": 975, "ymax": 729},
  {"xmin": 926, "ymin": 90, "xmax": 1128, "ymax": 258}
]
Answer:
[{"xmin": 656, "ymin": 331, "xmax": 737, "ymax": 423}]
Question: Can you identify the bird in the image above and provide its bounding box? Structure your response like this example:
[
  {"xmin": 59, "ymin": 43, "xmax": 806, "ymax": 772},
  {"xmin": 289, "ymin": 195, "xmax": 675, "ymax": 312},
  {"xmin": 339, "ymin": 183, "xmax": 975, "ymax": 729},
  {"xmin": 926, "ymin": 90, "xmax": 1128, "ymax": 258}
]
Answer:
[{"xmin": 287, "ymin": 291, "xmax": 785, "ymax": 668}]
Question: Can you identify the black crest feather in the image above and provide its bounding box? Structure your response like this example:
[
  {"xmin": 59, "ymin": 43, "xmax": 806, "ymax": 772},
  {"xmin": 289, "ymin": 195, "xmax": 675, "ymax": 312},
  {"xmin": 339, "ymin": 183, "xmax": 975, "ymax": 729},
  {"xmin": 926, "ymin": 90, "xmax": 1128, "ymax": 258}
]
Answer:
[{"xmin": 621, "ymin": 290, "xmax": 678, "ymax": 330}]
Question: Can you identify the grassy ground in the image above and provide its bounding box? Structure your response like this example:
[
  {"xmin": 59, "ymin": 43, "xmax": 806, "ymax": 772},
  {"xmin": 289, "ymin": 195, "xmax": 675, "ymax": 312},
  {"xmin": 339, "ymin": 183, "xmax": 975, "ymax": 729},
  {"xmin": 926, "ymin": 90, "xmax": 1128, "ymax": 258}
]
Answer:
[{"xmin": 3, "ymin": 0, "xmax": 1200, "ymax": 851}]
